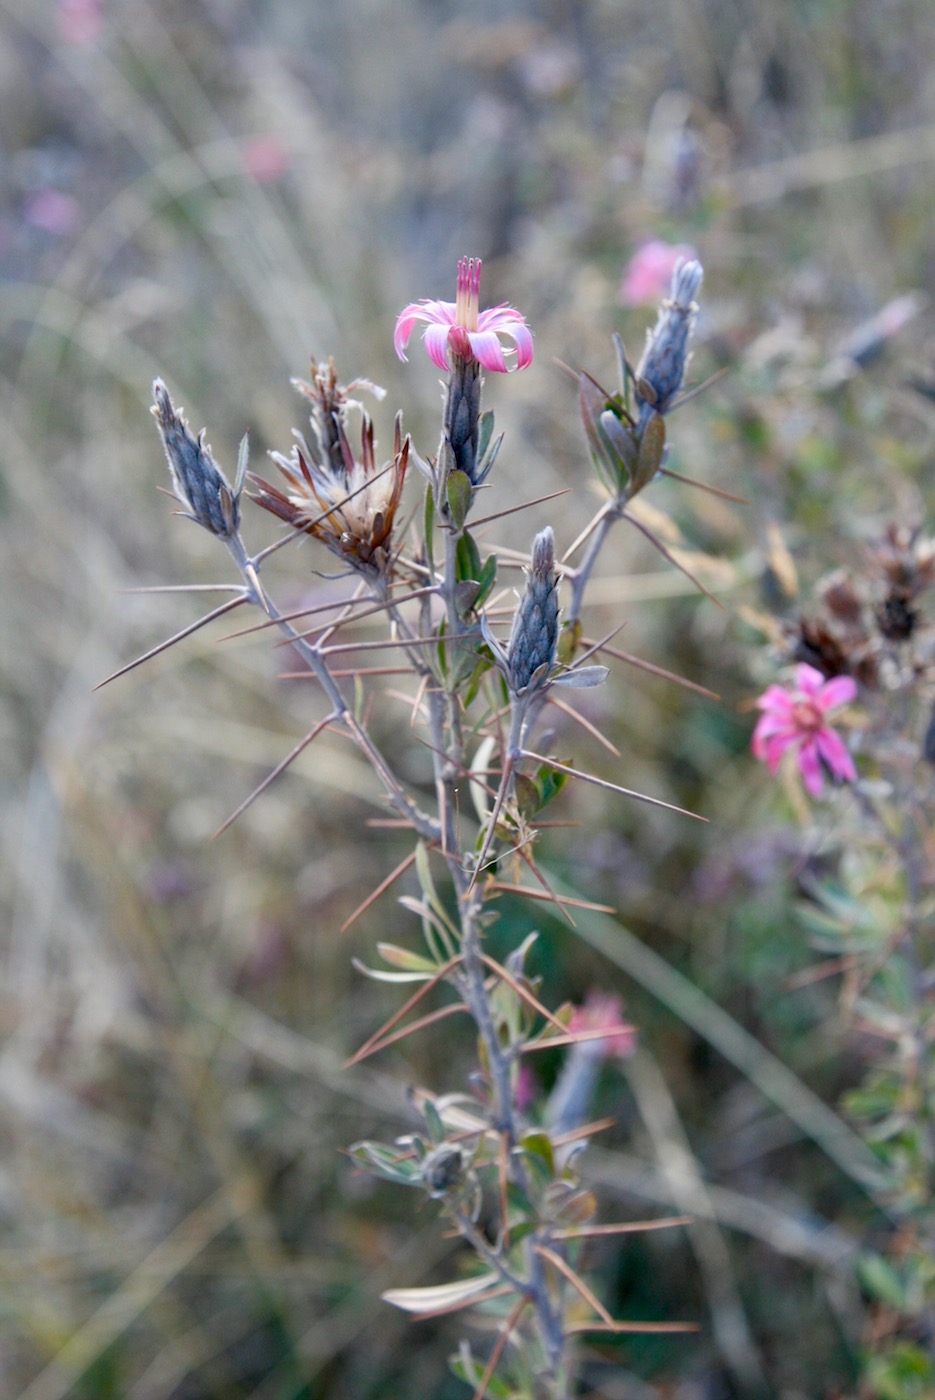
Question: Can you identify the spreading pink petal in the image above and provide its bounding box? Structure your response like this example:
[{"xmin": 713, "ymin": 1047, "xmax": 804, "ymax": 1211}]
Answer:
[
  {"xmin": 794, "ymin": 664, "xmax": 827, "ymax": 697},
  {"xmin": 423, "ymin": 322, "xmax": 454, "ymax": 372},
  {"xmin": 756, "ymin": 684, "xmax": 796, "ymax": 715},
  {"xmin": 798, "ymin": 741, "xmax": 825, "ymax": 797},
  {"xmin": 619, "ymin": 241, "xmax": 698, "ymax": 306},
  {"xmin": 394, "ymin": 262, "xmax": 533, "ymax": 373},
  {"xmin": 815, "ymin": 727, "xmax": 857, "ymax": 783},
  {"xmin": 816, "ymin": 674, "xmax": 858, "ymax": 712},
  {"xmin": 467, "ymin": 329, "xmax": 509, "ymax": 373}
]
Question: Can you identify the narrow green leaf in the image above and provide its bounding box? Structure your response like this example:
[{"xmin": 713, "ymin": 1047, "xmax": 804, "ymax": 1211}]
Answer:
[
  {"xmin": 377, "ymin": 942, "xmax": 440, "ymax": 973},
  {"xmin": 633, "ymin": 411, "xmax": 666, "ymax": 494},
  {"xmin": 423, "ymin": 484, "xmax": 436, "ymax": 573},
  {"xmin": 423, "ymin": 1098, "xmax": 445, "ymax": 1145},
  {"xmin": 456, "ymin": 529, "xmax": 483, "ymax": 583},
  {"xmin": 349, "ymin": 1141, "xmax": 422, "ymax": 1187},
  {"xmin": 473, "ymin": 552, "xmax": 498, "ymax": 609},
  {"xmin": 446, "ymin": 469, "xmax": 473, "ymax": 532}
]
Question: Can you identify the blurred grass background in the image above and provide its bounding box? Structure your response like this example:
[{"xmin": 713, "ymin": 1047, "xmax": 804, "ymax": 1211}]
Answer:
[{"xmin": 2, "ymin": 0, "xmax": 935, "ymax": 1396}]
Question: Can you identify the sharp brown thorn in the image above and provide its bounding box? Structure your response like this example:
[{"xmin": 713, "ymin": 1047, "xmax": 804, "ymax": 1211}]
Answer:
[
  {"xmin": 340, "ymin": 850, "xmax": 418, "ymax": 933},
  {"xmin": 94, "ymin": 595, "xmax": 248, "ymax": 689},
  {"xmin": 521, "ymin": 1024, "xmax": 635, "ymax": 1054},
  {"xmin": 471, "ymin": 1295, "xmax": 529, "ymax": 1400},
  {"xmin": 582, "ymin": 636, "xmax": 720, "ymax": 700},
  {"xmin": 553, "ymin": 1216, "xmax": 692, "ymax": 1239},
  {"xmin": 561, "ymin": 502, "xmax": 616, "ymax": 565},
  {"xmin": 521, "ymin": 751, "xmax": 707, "ymax": 821},
  {"xmin": 548, "ymin": 693, "xmax": 621, "ymax": 758},
  {"xmin": 515, "ymin": 846, "xmax": 576, "ymax": 927},
  {"xmin": 486, "ymin": 881, "xmax": 615, "ymax": 913},
  {"xmin": 658, "ymin": 465, "xmax": 748, "ymax": 504},
  {"xmin": 212, "ymin": 712, "xmax": 337, "ymax": 839},
  {"xmin": 344, "ymin": 956, "xmax": 461, "ymax": 1066},
  {"xmin": 468, "ymin": 488, "xmax": 572, "ymax": 530},
  {"xmin": 349, "ymin": 1001, "xmax": 470, "ymax": 1061},
  {"xmin": 622, "ymin": 509, "xmax": 723, "ymax": 609},
  {"xmin": 551, "ymin": 1117, "xmax": 618, "ymax": 1146},
  {"xmin": 534, "ymin": 1244, "xmax": 616, "ymax": 1328},
  {"xmin": 481, "ymin": 954, "xmax": 568, "ymax": 1034}
]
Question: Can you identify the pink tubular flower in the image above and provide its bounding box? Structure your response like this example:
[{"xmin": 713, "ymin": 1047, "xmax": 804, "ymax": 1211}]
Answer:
[
  {"xmin": 567, "ymin": 992, "xmax": 636, "ymax": 1062},
  {"xmin": 752, "ymin": 664, "xmax": 858, "ymax": 798},
  {"xmin": 394, "ymin": 256, "xmax": 534, "ymax": 373},
  {"xmin": 619, "ymin": 239, "xmax": 697, "ymax": 306}
]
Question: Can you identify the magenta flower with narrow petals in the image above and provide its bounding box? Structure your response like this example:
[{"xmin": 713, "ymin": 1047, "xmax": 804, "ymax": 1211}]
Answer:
[
  {"xmin": 394, "ymin": 256, "xmax": 534, "ymax": 373},
  {"xmin": 752, "ymin": 664, "xmax": 858, "ymax": 797}
]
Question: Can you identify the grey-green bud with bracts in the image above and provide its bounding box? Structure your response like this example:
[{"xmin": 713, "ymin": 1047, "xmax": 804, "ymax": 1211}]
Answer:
[
  {"xmin": 151, "ymin": 379, "xmax": 242, "ymax": 539},
  {"xmin": 507, "ymin": 527, "xmax": 559, "ymax": 694}
]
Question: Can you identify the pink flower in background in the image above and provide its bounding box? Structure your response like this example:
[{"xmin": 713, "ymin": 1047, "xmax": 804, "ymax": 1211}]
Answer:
[
  {"xmin": 23, "ymin": 189, "xmax": 79, "ymax": 238},
  {"xmin": 568, "ymin": 992, "xmax": 636, "ymax": 1062},
  {"xmin": 619, "ymin": 239, "xmax": 698, "ymax": 306},
  {"xmin": 752, "ymin": 664, "xmax": 857, "ymax": 797},
  {"xmin": 56, "ymin": 0, "xmax": 103, "ymax": 45},
  {"xmin": 394, "ymin": 256, "xmax": 534, "ymax": 373},
  {"xmin": 242, "ymin": 136, "xmax": 291, "ymax": 184}
]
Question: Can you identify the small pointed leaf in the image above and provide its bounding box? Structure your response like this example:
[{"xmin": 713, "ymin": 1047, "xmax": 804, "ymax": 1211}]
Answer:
[{"xmin": 383, "ymin": 1272, "xmax": 500, "ymax": 1314}]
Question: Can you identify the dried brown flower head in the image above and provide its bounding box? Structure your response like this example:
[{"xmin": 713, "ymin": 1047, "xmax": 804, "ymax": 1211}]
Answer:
[{"xmin": 250, "ymin": 361, "xmax": 409, "ymax": 579}]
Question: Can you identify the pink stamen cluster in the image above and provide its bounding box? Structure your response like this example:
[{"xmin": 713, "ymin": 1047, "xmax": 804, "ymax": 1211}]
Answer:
[
  {"xmin": 752, "ymin": 664, "xmax": 857, "ymax": 797},
  {"xmin": 394, "ymin": 256, "xmax": 534, "ymax": 373}
]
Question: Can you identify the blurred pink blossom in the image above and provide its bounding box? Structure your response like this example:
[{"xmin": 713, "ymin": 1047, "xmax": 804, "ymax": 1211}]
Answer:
[
  {"xmin": 752, "ymin": 664, "xmax": 857, "ymax": 798},
  {"xmin": 23, "ymin": 189, "xmax": 79, "ymax": 237},
  {"xmin": 568, "ymin": 992, "xmax": 636, "ymax": 1062},
  {"xmin": 241, "ymin": 136, "xmax": 291, "ymax": 184},
  {"xmin": 394, "ymin": 256, "xmax": 534, "ymax": 373},
  {"xmin": 56, "ymin": 0, "xmax": 103, "ymax": 45},
  {"xmin": 619, "ymin": 239, "xmax": 698, "ymax": 306}
]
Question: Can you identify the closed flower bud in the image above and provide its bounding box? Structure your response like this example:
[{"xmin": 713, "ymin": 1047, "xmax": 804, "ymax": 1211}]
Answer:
[
  {"xmin": 151, "ymin": 379, "xmax": 240, "ymax": 538},
  {"xmin": 634, "ymin": 258, "xmax": 703, "ymax": 430},
  {"xmin": 507, "ymin": 527, "xmax": 559, "ymax": 695}
]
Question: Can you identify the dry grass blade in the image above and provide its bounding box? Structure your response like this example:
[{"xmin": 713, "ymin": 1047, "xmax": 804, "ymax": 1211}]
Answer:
[{"xmin": 93, "ymin": 595, "xmax": 248, "ymax": 689}]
